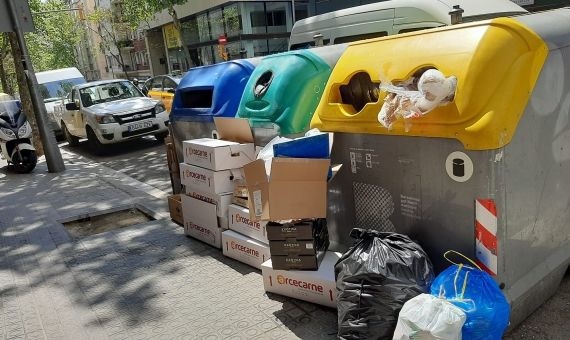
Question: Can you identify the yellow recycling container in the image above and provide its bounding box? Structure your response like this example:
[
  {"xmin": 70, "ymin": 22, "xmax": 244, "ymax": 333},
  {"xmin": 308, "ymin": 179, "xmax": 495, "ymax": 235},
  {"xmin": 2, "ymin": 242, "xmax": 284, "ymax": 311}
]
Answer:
[
  {"xmin": 311, "ymin": 17, "xmax": 548, "ymax": 150},
  {"xmin": 313, "ymin": 9, "xmax": 570, "ymax": 330}
]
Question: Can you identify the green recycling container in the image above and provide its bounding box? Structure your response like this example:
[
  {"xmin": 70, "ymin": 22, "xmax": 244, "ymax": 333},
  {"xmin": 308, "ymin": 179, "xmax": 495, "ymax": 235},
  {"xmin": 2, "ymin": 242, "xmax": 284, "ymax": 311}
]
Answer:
[{"xmin": 237, "ymin": 45, "xmax": 346, "ymax": 144}]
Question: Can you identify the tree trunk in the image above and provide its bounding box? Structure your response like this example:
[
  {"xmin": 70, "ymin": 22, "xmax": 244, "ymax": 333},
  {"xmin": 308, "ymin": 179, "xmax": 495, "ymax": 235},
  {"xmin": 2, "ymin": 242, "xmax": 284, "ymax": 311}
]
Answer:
[
  {"xmin": 8, "ymin": 32, "xmax": 45, "ymax": 156},
  {"xmin": 0, "ymin": 56, "xmax": 12, "ymax": 95}
]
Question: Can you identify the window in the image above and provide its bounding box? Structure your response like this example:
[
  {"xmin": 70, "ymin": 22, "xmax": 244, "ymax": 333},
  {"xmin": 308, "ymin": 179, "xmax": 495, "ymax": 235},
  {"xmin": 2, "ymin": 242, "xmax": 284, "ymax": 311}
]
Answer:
[
  {"xmin": 253, "ymin": 39, "xmax": 269, "ymax": 57},
  {"xmin": 247, "ymin": 2, "xmax": 266, "ymax": 34},
  {"xmin": 268, "ymin": 38, "xmax": 288, "ymax": 54},
  {"xmin": 266, "ymin": 2, "xmax": 290, "ymax": 33},
  {"xmin": 151, "ymin": 77, "xmax": 163, "ymax": 91},
  {"xmin": 210, "ymin": 8, "xmax": 224, "ymax": 39},
  {"xmin": 163, "ymin": 78, "xmax": 177, "ymax": 93},
  {"xmin": 334, "ymin": 31, "xmax": 388, "ymax": 44},
  {"xmin": 79, "ymin": 81, "xmax": 142, "ymax": 107},
  {"xmin": 224, "ymin": 5, "xmax": 241, "ymax": 36},
  {"xmin": 197, "ymin": 13, "xmax": 210, "ymax": 42}
]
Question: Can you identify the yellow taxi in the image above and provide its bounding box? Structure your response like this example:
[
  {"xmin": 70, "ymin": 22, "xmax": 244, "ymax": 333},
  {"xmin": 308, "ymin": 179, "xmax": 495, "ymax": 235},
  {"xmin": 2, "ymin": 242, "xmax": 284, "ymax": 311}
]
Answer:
[{"xmin": 143, "ymin": 75, "xmax": 183, "ymax": 113}]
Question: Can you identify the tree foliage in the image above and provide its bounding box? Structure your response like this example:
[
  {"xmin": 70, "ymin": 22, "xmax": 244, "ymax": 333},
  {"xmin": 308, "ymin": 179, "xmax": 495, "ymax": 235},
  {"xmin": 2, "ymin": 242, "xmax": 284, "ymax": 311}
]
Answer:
[{"xmin": 27, "ymin": 0, "xmax": 83, "ymax": 72}]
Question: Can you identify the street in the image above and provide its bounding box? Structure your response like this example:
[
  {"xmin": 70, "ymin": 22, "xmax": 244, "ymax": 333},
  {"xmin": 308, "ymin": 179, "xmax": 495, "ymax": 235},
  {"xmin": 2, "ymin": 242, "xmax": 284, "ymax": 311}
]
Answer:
[{"xmin": 57, "ymin": 139, "xmax": 569, "ymax": 339}]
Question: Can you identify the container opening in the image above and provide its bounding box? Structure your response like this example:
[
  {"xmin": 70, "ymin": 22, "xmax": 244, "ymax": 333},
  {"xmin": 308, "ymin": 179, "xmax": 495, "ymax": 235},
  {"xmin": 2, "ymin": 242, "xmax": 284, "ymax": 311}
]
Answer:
[
  {"xmin": 339, "ymin": 72, "xmax": 379, "ymax": 113},
  {"xmin": 181, "ymin": 89, "xmax": 213, "ymax": 108},
  {"xmin": 254, "ymin": 71, "xmax": 273, "ymax": 98}
]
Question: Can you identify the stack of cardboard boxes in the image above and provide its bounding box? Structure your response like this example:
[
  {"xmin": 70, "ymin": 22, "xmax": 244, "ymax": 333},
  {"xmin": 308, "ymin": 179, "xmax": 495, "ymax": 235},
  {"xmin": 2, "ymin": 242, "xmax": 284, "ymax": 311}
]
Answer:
[
  {"xmin": 179, "ymin": 118, "xmax": 255, "ymax": 248},
  {"xmin": 175, "ymin": 120, "xmax": 341, "ymax": 308},
  {"xmin": 241, "ymin": 153, "xmax": 341, "ymax": 308}
]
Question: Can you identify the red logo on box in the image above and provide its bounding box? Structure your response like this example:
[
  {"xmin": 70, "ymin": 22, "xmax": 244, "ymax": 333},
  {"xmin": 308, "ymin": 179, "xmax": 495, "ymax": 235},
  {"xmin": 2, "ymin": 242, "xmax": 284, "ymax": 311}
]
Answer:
[
  {"xmin": 184, "ymin": 170, "xmax": 207, "ymax": 181},
  {"xmin": 230, "ymin": 240, "xmax": 260, "ymax": 258},
  {"xmin": 186, "ymin": 147, "xmax": 208, "ymax": 159},
  {"xmin": 276, "ymin": 274, "xmax": 323, "ymax": 293},
  {"xmin": 235, "ymin": 213, "xmax": 261, "ymax": 230}
]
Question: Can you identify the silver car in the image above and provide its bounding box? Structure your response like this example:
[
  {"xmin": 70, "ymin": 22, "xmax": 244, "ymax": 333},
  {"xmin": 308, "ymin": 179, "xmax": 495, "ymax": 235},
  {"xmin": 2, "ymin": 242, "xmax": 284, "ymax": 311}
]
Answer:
[{"xmin": 55, "ymin": 79, "xmax": 169, "ymax": 154}]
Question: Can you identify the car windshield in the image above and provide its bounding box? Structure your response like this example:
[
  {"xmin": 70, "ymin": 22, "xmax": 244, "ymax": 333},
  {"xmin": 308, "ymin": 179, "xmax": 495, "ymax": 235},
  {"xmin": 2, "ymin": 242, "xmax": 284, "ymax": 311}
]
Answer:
[
  {"xmin": 38, "ymin": 77, "xmax": 86, "ymax": 103},
  {"xmin": 79, "ymin": 81, "xmax": 143, "ymax": 107}
]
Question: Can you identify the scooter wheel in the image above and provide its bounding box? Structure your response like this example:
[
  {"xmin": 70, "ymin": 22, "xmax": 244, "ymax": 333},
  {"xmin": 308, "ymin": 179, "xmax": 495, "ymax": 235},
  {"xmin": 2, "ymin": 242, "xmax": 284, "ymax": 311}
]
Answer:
[{"xmin": 11, "ymin": 149, "xmax": 37, "ymax": 174}]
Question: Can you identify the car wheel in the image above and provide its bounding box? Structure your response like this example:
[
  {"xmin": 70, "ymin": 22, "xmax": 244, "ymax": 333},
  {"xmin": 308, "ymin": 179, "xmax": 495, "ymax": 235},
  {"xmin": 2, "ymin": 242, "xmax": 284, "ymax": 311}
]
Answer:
[
  {"xmin": 63, "ymin": 122, "xmax": 80, "ymax": 146},
  {"xmin": 86, "ymin": 127, "xmax": 106, "ymax": 155},
  {"xmin": 154, "ymin": 131, "xmax": 169, "ymax": 142}
]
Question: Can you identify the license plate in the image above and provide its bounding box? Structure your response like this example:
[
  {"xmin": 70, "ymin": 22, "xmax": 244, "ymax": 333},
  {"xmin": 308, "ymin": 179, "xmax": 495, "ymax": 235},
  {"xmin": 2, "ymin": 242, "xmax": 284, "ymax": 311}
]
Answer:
[{"xmin": 127, "ymin": 121, "xmax": 152, "ymax": 132}]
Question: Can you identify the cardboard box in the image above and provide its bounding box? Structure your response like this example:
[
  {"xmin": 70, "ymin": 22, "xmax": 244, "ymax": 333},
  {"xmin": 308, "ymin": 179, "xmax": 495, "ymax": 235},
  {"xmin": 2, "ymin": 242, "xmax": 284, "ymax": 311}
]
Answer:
[
  {"xmin": 231, "ymin": 196, "xmax": 249, "ymax": 208},
  {"xmin": 270, "ymin": 253, "xmax": 326, "ymax": 270},
  {"xmin": 243, "ymin": 157, "xmax": 330, "ymax": 221},
  {"xmin": 180, "ymin": 163, "xmax": 237, "ymax": 195},
  {"xmin": 266, "ymin": 219, "xmax": 325, "ymax": 241},
  {"xmin": 182, "ymin": 118, "xmax": 255, "ymax": 170},
  {"xmin": 186, "ymin": 189, "xmax": 232, "ymax": 216},
  {"xmin": 182, "ymin": 195, "xmax": 222, "ymax": 248},
  {"xmin": 168, "ymin": 194, "xmax": 183, "ymax": 226},
  {"xmin": 269, "ymin": 237, "xmax": 329, "ymax": 256},
  {"xmin": 166, "ymin": 133, "xmax": 182, "ymax": 194},
  {"xmin": 228, "ymin": 204, "xmax": 268, "ymax": 244},
  {"xmin": 261, "ymin": 251, "xmax": 341, "ymax": 308},
  {"xmin": 222, "ymin": 230, "xmax": 271, "ymax": 270}
]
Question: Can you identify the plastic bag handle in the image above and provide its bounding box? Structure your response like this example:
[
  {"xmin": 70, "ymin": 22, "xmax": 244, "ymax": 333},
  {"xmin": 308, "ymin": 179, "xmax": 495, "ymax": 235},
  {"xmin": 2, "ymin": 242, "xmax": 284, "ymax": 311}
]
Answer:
[{"xmin": 444, "ymin": 250, "xmax": 481, "ymax": 270}]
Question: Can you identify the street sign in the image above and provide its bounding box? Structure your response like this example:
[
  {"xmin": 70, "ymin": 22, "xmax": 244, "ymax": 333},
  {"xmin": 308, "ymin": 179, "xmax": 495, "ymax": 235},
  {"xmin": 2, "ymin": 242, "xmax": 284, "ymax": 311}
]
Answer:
[
  {"xmin": 218, "ymin": 35, "xmax": 227, "ymax": 45},
  {"xmin": 0, "ymin": 0, "xmax": 35, "ymax": 32}
]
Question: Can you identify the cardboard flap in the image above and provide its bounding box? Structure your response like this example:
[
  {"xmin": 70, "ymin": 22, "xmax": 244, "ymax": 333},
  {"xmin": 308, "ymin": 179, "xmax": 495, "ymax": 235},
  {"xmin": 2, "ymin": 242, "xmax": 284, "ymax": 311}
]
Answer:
[
  {"xmin": 243, "ymin": 160, "xmax": 268, "ymax": 186},
  {"xmin": 270, "ymin": 158, "xmax": 331, "ymax": 182},
  {"xmin": 214, "ymin": 117, "xmax": 254, "ymax": 143}
]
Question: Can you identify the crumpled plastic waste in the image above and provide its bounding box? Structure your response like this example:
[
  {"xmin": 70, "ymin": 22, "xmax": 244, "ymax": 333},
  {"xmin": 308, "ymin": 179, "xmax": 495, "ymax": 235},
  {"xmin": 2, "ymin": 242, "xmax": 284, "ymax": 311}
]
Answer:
[
  {"xmin": 378, "ymin": 69, "xmax": 457, "ymax": 129},
  {"xmin": 393, "ymin": 294, "xmax": 466, "ymax": 340}
]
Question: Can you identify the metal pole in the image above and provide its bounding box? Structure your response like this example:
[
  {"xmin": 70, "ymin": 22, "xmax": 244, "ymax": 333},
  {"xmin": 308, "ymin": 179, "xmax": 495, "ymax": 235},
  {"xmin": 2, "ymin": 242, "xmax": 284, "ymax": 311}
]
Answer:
[
  {"xmin": 7, "ymin": 0, "xmax": 65, "ymax": 172},
  {"xmin": 292, "ymin": 0, "xmax": 296, "ymax": 23}
]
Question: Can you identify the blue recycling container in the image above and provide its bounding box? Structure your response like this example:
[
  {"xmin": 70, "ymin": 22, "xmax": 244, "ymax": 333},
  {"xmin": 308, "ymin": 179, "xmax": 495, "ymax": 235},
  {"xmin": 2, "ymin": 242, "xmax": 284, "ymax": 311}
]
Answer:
[{"xmin": 170, "ymin": 59, "xmax": 259, "ymax": 162}]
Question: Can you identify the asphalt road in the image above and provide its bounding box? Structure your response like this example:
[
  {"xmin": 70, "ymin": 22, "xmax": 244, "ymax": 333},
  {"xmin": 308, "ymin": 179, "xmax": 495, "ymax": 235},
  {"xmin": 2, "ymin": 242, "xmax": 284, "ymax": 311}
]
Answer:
[{"xmin": 58, "ymin": 137, "xmax": 569, "ymax": 339}]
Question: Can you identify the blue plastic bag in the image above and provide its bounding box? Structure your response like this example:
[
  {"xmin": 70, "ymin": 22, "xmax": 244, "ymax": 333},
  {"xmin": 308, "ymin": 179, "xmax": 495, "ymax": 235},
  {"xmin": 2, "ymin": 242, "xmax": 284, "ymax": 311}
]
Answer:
[
  {"xmin": 272, "ymin": 132, "xmax": 330, "ymax": 159},
  {"xmin": 430, "ymin": 254, "xmax": 510, "ymax": 340}
]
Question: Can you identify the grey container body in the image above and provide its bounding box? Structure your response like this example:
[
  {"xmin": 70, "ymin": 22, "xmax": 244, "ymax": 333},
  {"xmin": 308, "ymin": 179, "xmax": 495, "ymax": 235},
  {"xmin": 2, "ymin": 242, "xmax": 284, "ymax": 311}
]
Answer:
[{"xmin": 326, "ymin": 8, "xmax": 570, "ymax": 329}]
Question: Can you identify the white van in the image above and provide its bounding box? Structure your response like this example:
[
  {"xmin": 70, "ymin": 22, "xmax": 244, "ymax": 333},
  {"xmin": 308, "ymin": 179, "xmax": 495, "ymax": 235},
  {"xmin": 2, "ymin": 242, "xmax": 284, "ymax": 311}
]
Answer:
[
  {"xmin": 288, "ymin": 0, "xmax": 527, "ymax": 50},
  {"xmin": 36, "ymin": 67, "xmax": 86, "ymax": 134}
]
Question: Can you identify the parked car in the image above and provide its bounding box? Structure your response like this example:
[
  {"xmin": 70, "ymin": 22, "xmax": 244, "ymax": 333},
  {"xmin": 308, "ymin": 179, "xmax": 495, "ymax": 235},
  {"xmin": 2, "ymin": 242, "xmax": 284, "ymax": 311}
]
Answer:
[
  {"xmin": 288, "ymin": 0, "xmax": 526, "ymax": 50},
  {"xmin": 56, "ymin": 79, "xmax": 169, "ymax": 154},
  {"xmin": 36, "ymin": 67, "xmax": 87, "ymax": 135},
  {"xmin": 142, "ymin": 74, "xmax": 183, "ymax": 112}
]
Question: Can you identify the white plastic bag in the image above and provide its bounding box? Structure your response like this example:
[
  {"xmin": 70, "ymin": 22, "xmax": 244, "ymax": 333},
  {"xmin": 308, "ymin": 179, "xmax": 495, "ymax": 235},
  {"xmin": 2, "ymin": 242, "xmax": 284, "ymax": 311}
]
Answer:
[
  {"xmin": 393, "ymin": 294, "xmax": 466, "ymax": 340},
  {"xmin": 378, "ymin": 69, "xmax": 457, "ymax": 129}
]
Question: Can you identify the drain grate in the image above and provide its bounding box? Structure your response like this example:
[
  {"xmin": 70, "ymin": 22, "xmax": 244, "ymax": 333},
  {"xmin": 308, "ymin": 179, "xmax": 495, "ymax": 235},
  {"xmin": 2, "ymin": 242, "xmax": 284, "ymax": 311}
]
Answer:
[{"xmin": 62, "ymin": 208, "xmax": 155, "ymax": 238}]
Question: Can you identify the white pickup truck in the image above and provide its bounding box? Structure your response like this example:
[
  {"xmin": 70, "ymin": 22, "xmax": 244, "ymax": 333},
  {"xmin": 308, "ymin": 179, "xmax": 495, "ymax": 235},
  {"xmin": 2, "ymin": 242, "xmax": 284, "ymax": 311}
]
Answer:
[{"xmin": 55, "ymin": 79, "xmax": 169, "ymax": 154}]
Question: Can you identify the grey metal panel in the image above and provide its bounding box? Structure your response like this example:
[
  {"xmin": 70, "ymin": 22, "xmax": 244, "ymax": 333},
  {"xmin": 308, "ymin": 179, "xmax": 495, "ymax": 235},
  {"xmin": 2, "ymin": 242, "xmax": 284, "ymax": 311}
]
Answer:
[
  {"xmin": 501, "ymin": 44, "xmax": 570, "ymax": 326},
  {"xmin": 328, "ymin": 133, "xmax": 502, "ymax": 273},
  {"xmin": 516, "ymin": 7, "xmax": 570, "ymax": 49},
  {"xmin": 304, "ymin": 44, "xmax": 348, "ymax": 68}
]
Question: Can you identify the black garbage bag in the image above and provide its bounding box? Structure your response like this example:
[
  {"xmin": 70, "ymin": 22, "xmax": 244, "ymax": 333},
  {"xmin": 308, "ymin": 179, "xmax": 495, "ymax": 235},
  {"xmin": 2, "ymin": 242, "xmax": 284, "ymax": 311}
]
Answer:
[{"xmin": 335, "ymin": 228, "xmax": 435, "ymax": 340}]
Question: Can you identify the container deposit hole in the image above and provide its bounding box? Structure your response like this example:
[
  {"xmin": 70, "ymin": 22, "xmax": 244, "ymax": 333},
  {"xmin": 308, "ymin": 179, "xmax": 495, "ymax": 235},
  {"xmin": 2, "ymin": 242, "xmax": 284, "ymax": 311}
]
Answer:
[
  {"xmin": 340, "ymin": 72, "xmax": 379, "ymax": 113},
  {"xmin": 181, "ymin": 89, "xmax": 213, "ymax": 108},
  {"xmin": 63, "ymin": 208, "xmax": 155, "ymax": 238},
  {"xmin": 254, "ymin": 70, "xmax": 273, "ymax": 98}
]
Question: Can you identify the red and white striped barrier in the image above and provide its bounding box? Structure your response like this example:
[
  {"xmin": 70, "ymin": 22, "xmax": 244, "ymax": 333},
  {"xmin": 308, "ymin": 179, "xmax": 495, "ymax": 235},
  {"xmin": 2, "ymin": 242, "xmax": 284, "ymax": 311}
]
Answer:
[{"xmin": 475, "ymin": 199, "xmax": 498, "ymax": 275}]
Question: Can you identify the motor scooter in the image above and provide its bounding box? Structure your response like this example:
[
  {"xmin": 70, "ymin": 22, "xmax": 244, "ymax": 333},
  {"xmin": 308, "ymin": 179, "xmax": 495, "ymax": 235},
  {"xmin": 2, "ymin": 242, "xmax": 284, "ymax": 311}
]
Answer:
[{"xmin": 0, "ymin": 95, "xmax": 37, "ymax": 173}]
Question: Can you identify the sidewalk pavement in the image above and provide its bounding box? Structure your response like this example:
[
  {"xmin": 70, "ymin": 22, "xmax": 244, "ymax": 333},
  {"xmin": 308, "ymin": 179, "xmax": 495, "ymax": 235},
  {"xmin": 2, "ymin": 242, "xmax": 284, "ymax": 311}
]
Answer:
[{"xmin": 0, "ymin": 152, "xmax": 337, "ymax": 340}]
